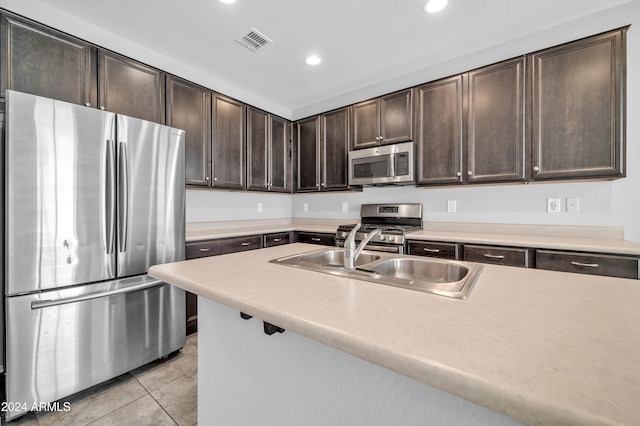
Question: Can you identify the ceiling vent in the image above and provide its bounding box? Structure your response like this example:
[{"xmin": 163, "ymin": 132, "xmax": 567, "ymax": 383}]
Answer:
[{"xmin": 235, "ymin": 28, "xmax": 273, "ymax": 52}]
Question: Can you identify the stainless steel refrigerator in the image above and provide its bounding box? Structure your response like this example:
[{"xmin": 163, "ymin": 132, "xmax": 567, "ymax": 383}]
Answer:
[{"xmin": 3, "ymin": 90, "xmax": 186, "ymax": 421}]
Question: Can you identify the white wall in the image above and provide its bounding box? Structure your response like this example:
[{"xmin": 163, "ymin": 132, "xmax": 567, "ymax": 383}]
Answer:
[{"xmin": 186, "ymin": 189, "xmax": 292, "ymax": 223}]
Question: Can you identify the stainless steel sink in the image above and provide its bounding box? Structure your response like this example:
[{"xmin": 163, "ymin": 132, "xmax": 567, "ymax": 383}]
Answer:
[
  {"xmin": 299, "ymin": 249, "xmax": 380, "ymax": 267},
  {"xmin": 270, "ymin": 249, "xmax": 483, "ymax": 299}
]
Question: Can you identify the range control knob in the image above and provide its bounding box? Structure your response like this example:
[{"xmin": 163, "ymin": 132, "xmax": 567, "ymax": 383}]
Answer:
[{"xmin": 379, "ymin": 235, "xmax": 386, "ymax": 241}]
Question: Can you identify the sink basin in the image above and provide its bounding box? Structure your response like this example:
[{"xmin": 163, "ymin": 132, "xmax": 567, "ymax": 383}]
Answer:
[
  {"xmin": 370, "ymin": 258, "xmax": 470, "ymax": 283},
  {"xmin": 270, "ymin": 248, "xmax": 483, "ymax": 299},
  {"xmin": 299, "ymin": 249, "xmax": 380, "ymax": 267}
]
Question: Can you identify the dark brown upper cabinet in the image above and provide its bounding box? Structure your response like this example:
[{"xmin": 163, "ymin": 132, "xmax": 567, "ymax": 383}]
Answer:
[
  {"xmin": 296, "ymin": 107, "xmax": 350, "ymax": 192},
  {"xmin": 247, "ymin": 106, "xmax": 290, "ymax": 192},
  {"xmin": 352, "ymin": 89, "xmax": 413, "ymax": 149},
  {"xmin": 166, "ymin": 76, "xmax": 212, "ymax": 187},
  {"xmin": 415, "ymin": 58, "xmax": 526, "ymax": 186},
  {"xmin": 466, "ymin": 57, "xmax": 526, "ymax": 183},
  {"xmin": 530, "ymin": 28, "xmax": 626, "ymax": 180},
  {"xmin": 212, "ymin": 93, "xmax": 246, "ymax": 190},
  {"xmin": 1, "ymin": 14, "xmax": 97, "ymax": 106},
  {"xmin": 98, "ymin": 50, "xmax": 165, "ymax": 124},
  {"xmin": 414, "ymin": 75, "xmax": 464, "ymax": 185}
]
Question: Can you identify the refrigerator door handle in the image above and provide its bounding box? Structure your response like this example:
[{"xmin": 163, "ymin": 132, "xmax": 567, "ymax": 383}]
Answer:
[
  {"xmin": 30, "ymin": 279, "xmax": 165, "ymax": 310},
  {"xmin": 106, "ymin": 139, "xmax": 116, "ymax": 254},
  {"xmin": 118, "ymin": 141, "xmax": 129, "ymax": 253}
]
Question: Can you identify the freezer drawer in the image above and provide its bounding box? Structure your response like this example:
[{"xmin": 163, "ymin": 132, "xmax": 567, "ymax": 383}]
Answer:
[{"xmin": 4, "ymin": 276, "xmax": 185, "ymax": 421}]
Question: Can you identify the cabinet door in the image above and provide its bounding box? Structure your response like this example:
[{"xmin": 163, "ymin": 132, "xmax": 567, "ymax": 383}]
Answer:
[
  {"xmin": 322, "ymin": 107, "xmax": 350, "ymax": 191},
  {"xmin": 167, "ymin": 76, "xmax": 211, "ymax": 186},
  {"xmin": 531, "ymin": 28, "xmax": 626, "ymax": 180},
  {"xmin": 352, "ymin": 98, "xmax": 380, "ymax": 149},
  {"xmin": 247, "ymin": 106, "xmax": 269, "ymax": 191},
  {"xmin": 466, "ymin": 57, "xmax": 526, "ymax": 183},
  {"xmin": 297, "ymin": 116, "xmax": 320, "ymax": 192},
  {"xmin": 212, "ymin": 94, "xmax": 246, "ymax": 189},
  {"xmin": 1, "ymin": 14, "xmax": 97, "ymax": 106},
  {"xmin": 269, "ymin": 115, "xmax": 289, "ymax": 192},
  {"xmin": 380, "ymin": 89, "xmax": 413, "ymax": 145},
  {"xmin": 415, "ymin": 76, "xmax": 464, "ymax": 185},
  {"xmin": 98, "ymin": 50, "xmax": 165, "ymax": 123}
]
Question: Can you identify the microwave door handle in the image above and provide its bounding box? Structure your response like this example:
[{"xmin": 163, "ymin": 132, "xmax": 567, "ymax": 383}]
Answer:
[{"xmin": 389, "ymin": 153, "xmax": 395, "ymax": 177}]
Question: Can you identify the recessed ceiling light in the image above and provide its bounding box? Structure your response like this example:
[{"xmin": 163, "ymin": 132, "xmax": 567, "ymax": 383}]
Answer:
[
  {"xmin": 216, "ymin": 0, "xmax": 236, "ymax": 5},
  {"xmin": 305, "ymin": 55, "xmax": 322, "ymax": 66},
  {"xmin": 424, "ymin": 0, "xmax": 448, "ymax": 14}
]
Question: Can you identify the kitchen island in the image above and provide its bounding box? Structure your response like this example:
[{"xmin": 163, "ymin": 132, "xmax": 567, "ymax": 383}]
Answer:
[{"xmin": 149, "ymin": 243, "xmax": 640, "ymax": 425}]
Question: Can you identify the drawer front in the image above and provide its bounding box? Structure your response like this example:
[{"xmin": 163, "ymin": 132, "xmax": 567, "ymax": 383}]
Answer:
[
  {"xmin": 464, "ymin": 244, "xmax": 533, "ymax": 268},
  {"xmin": 186, "ymin": 235, "xmax": 263, "ymax": 259},
  {"xmin": 296, "ymin": 232, "xmax": 336, "ymax": 246},
  {"xmin": 536, "ymin": 250, "xmax": 639, "ymax": 279},
  {"xmin": 264, "ymin": 232, "xmax": 292, "ymax": 247},
  {"xmin": 408, "ymin": 241, "xmax": 459, "ymax": 260}
]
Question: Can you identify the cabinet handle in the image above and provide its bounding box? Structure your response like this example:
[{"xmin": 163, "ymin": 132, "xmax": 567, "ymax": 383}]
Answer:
[
  {"xmin": 483, "ymin": 253, "xmax": 505, "ymax": 259},
  {"xmin": 321, "ymin": 182, "xmax": 326, "ymax": 188},
  {"xmin": 272, "ymin": 238, "xmax": 282, "ymax": 242},
  {"xmin": 199, "ymin": 248, "xmax": 211, "ymax": 252},
  {"xmin": 467, "ymin": 171, "xmax": 473, "ymax": 176},
  {"xmin": 311, "ymin": 238, "xmax": 321, "ymax": 242},
  {"xmin": 456, "ymin": 172, "xmax": 462, "ymax": 177},
  {"xmin": 205, "ymin": 176, "xmax": 209, "ymax": 181},
  {"xmin": 241, "ymin": 242, "xmax": 252, "ymax": 246},
  {"xmin": 85, "ymin": 102, "xmax": 91, "ymax": 107},
  {"xmin": 533, "ymin": 166, "xmax": 540, "ymax": 172},
  {"xmin": 570, "ymin": 261, "xmax": 599, "ymax": 268},
  {"xmin": 423, "ymin": 248, "xmax": 440, "ymax": 253},
  {"xmin": 100, "ymin": 106, "xmax": 105, "ymax": 110},
  {"xmin": 214, "ymin": 177, "xmax": 218, "ymax": 182}
]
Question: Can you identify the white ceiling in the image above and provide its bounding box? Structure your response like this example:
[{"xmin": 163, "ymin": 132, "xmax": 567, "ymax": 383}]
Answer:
[{"xmin": 2, "ymin": 0, "xmax": 637, "ymax": 119}]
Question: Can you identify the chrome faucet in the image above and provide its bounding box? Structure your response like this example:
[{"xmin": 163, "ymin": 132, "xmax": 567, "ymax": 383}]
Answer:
[{"xmin": 343, "ymin": 223, "xmax": 382, "ymax": 269}]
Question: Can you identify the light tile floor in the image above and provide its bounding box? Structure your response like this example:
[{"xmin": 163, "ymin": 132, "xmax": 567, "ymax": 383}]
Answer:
[{"xmin": 5, "ymin": 333, "xmax": 198, "ymax": 426}]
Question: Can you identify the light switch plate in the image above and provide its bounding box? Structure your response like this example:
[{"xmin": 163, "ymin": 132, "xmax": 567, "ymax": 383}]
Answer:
[
  {"xmin": 567, "ymin": 197, "xmax": 580, "ymax": 212},
  {"xmin": 447, "ymin": 200, "xmax": 457, "ymax": 213}
]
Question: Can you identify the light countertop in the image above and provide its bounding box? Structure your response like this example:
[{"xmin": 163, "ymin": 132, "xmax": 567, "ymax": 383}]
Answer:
[
  {"xmin": 185, "ymin": 219, "xmax": 640, "ymax": 256},
  {"xmin": 149, "ymin": 243, "xmax": 640, "ymax": 426}
]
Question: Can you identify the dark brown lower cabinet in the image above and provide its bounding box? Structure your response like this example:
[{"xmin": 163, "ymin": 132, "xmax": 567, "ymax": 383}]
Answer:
[
  {"xmin": 407, "ymin": 241, "xmax": 461, "ymax": 260},
  {"xmin": 536, "ymin": 250, "xmax": 639, "ymax": 279},
  {"xmin": 295, "ymin": 231, "xmax": 336, "ymax": 246},
  {"xmin": 264, "ymin": 232, "xmax": 293, "ymax": 247},
  {"xmin": 463, "ymin": 244, "xmax": 534, "ymax": 268},
  {"xmin": 184, "ymin": 234, "xmax": 264, "ymax": 334}
]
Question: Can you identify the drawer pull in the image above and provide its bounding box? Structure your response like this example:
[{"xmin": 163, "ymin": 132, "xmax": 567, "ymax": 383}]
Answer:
[
  {"xmin": 272, "ymin": 238, "xmax": 282, "ymax": 242},
  {"xmin": 571, "ymin": 261, "xmax": 599, "ymax": 268},
  {"xmin": 483, "ymin": 253, "xmax": 505, "ymax": 260},
  {"xmin": 311, "ymin": 238, "xmax": 321, "ymax": 242},
  {"xmin": 199, "ymin": 248, "xmax": 211, "ymax": 252},
  {"xmin": 241, "ymin": 242, "xmax": 252, "ymax": 246},
  {"xmin": 423, "ymin": 248, "xmax": 440, "ymax": 253}
]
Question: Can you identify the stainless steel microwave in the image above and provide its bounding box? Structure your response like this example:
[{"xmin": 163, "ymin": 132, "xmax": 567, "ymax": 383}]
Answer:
[{"xmin": 348, "ymin": 141, "xmax": 415, "ymax": 186}]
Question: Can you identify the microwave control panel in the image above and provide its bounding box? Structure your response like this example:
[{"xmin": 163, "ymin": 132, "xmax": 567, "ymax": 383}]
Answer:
[{"xmin": 394, "ymin": 152, "xmax": 410, "ymax": 176}]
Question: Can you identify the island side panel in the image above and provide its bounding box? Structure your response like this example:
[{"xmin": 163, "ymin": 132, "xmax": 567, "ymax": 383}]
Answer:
[{"xmin": 198, "ymin": 297, "xmax": 525, "ymax": 426}]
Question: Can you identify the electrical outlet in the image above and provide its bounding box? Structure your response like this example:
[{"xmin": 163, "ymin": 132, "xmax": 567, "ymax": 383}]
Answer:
[
  {"xmin": 342, "ymin": 202, "xmax": 348, "ymax": 212},
  {"xmin": 447, "ymin": 200, "xmax": 457, "ymax": 213},
  {"xmin": 547, "ymin": 198, "xmax": 561, "ymax": 213},
  {"xmin": 257, "ymin": 202, "xmax": 263, "ymax": 212},
  {"xmin": 567, "ymin": 197, "xmax": 580, "ymax": 212},
  {"xmin": 303, "ymin": 203, "xmax": 308, "ymax": 212}
]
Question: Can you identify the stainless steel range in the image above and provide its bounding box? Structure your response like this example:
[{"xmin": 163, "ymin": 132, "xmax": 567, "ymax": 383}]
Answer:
[{"xmin": 336, "ymin": 203, "xmax": 423, "ymax": 254}]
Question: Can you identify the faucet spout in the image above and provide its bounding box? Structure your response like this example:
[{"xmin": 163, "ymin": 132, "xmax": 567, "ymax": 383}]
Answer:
[{"xmin": 343, "ymin": 224, "xmax": 382, "ymax": 269}]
